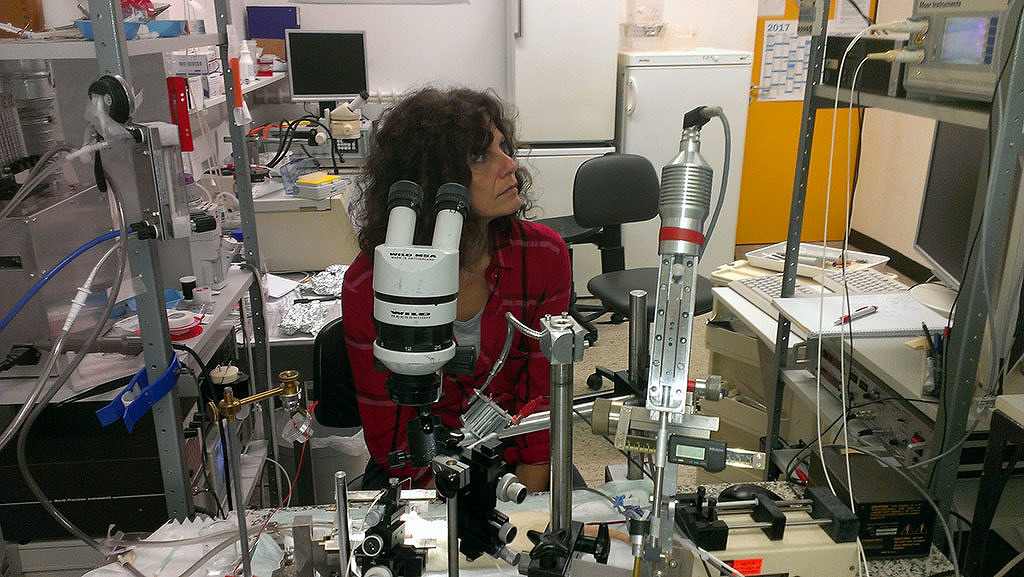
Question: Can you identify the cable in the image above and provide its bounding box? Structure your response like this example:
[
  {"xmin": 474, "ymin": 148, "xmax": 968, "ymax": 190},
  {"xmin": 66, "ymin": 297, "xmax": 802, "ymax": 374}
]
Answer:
[
  {"xmin": 815, "ymin": 30, "xmax": 872, "ymax": 575},
  {"xmin": 199, "ymin": 435, "xmax": 227, "ymax": 520},
  {"xmin": 170, "ymin": 342, "xmax": 217, "ymax": 403},
  {"xmin": 844, "ymin": 0, "xmax": 873, "ymax": 24},
  {"xmin": 700, "ymin": 109, "xmax": 731, "ymax": 258},
  {"xmin": 15, "ymin": 170, "xmax": 139, "ymax": 575},
  {"xmin": 812, "ymin": 23, "xmax": 871, "ymax": 504},
  {"xmin": 0, "ymin": 229, "xmax": 121, "ymax": 335},
  {"xmin": 263, "ymin": 456, "xmax": 294, "ymax": 507},
  {"xmin": 233, "ymin": 406, "xmax": 314, "ymax": 575},
  {"xmin": 840, "ymin": 62, "xmax": 871, "ymax": 577},
  {"xmin": 0, "ymin": 227, "xmax": 125, "ymax": 454},
  {"xmin": 783, "ymin": 397, "xmax": 939, "ymax": 482},
  {"xmin": 848, "ymin": 449, "xmax": 961, "ymax": 577},
  {"xmin": 676, "ymin": 510, "xmax": 713, "ymax": 577},
  {"xmin": 346, "ymin": 472, "xmax": 366, "ymax": 489},
  {"xmin": 993, "ymin": 550, "xmax": 1024, "ymax": 577},
  {"xmin": 0, "ymin": 144, "xmax": 73, "ymax": 220}
]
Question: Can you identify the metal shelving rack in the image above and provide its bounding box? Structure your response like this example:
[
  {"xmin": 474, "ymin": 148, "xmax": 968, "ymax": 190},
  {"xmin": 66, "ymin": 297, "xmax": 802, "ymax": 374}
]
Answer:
[
  {"xmin": 80, "ymin": 0, "xmax": 279, "ymax": 518},
  {"xmin": 764, "ymin": 0, "xmax": 1024, "ymax": 525}
]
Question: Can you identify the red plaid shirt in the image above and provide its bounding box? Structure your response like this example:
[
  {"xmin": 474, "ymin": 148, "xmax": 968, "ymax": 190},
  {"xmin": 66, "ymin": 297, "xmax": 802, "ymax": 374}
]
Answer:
[{"xmin": 342, "ymin": 219, "xmax": 571, "ymax": 485}]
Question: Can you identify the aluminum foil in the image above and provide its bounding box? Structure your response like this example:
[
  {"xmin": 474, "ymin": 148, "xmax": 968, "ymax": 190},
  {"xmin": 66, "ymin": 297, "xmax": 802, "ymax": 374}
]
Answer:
[
  {"xmin": 278, "ymin": 300, "xmax": 329, "ymax": 336},
  {"xmin": 309, "ymin": 264, "xmax": 347, "ymax": 296}
]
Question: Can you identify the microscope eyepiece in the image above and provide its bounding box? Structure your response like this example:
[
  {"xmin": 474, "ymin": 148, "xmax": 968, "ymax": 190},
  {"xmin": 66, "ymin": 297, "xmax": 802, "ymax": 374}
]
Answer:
[
  {"xmin": 434, "ymin": 182, "xmax": 471, "ymax": 216},
  {"xmin": 386, "ymin": 180, "xmax": 423, "ymax": 213}
]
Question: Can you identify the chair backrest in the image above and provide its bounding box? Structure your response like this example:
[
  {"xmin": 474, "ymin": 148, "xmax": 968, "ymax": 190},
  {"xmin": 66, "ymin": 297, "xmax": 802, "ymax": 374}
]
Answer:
[
  {"xmin": 573, "ymin": 153, "xmax": 660, "ymax": 228},
  {"xmin": 311, "ymin": 317, "xmax": 361, "ymax": 428}
]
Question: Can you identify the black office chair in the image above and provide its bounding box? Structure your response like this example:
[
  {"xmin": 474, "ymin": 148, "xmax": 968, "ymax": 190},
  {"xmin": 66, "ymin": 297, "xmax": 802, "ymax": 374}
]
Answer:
[
  {"xmin": 573, "ymin": 154, "xmax": 714, "ymax": 392},
  {"xmin": 531, "ymin": 214, "xmax": 603, "ymax": 342},
  {"xmin": 288, "ymin": 317, "xmax": 365, "ymax": 501},
  {"xmin": 311, "ymin": 317, "xmax": 361, "ymax": 428}
]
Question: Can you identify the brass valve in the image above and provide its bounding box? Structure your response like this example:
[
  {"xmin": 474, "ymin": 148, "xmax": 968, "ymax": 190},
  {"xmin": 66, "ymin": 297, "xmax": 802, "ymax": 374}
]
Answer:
[{"xmin": 207, "ymin": 369, "xmax": 304, "ymax": 422}]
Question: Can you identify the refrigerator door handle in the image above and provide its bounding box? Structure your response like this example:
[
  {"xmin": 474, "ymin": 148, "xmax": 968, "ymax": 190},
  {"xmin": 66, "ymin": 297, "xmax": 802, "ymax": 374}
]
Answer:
[
  {"xmin": 513, "ymin": 0, "xmax": 523, "ymax": 38},
  {"xmin": 625, "ymin": 75, "xmax": 638, "ymax": 115}
]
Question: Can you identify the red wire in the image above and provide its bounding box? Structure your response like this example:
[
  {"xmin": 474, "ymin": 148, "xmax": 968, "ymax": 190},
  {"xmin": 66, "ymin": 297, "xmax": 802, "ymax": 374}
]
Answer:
[{"xmin": 230, "ymin": 401, "xmax": 317, "ymax": 575}]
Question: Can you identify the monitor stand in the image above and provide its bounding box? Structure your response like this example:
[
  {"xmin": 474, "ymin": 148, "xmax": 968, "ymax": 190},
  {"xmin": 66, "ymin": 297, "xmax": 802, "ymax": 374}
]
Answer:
[
  {"xmin": 317, "ymin": 100, "xmax": 336, "ymax": 118},
  {"xmin": 909, "ymin": 282, "xmax": 957, "ymax": 317}
]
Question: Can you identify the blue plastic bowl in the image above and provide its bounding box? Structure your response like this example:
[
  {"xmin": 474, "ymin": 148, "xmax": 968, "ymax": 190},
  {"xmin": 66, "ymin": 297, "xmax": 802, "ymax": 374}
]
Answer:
[
  {"xmin": 76, "ymin": 20, "xmax": 141, "ymax": 40},
  {"xmin": 146, "ymin": 20, "xmax": 186, "ymax": 37}
]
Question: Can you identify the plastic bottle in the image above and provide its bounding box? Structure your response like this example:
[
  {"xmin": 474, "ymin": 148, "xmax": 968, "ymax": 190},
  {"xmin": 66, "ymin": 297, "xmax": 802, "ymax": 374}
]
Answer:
[{"xmin": 239, "ymin": 42, "xmax": 254, "ymax": 84}]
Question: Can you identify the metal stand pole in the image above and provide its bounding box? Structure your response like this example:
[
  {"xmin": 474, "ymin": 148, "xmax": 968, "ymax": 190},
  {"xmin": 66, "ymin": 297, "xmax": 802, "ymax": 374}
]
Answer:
[
  {"xmin": 335, "ymin": 471, "xmax": 350, "ymax": 574},
  {"xmin": 447, "ymin": 495, "xmax": 460, "ymax": 577},
  {"xmin": 213, "ymin": 0, "xmax": 279, "ymax": 504},
  {"xmin": 87, "ymin": 0, "xmax": 192, "ymax": 521},
  {"xmin": 550, "ymin": 363, "xmax": 574, "ymax": 534},
  {"xmin": 627, "ymin": 290, "xmax": 649, "ymax": 387},
  {"xmin": 765, "ymin": 0, "xmax": 831, "ymax": 479},
  {"xmin": 627, "ymin": 290, "xmax": 648, "ymax": 481},
  {"xmin": 225, "ymin": 412, "xmax": 252, "ymax": 577}
]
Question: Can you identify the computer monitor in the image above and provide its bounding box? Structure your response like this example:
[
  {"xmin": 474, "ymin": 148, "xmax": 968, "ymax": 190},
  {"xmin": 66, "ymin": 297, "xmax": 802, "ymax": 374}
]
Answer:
[
  {"xmin": 913, "ymin": 121, "xmax": 988, "ymax": 291},
  {"xmin": 285, "ymin": 30, "xmax": 368, "ymax": 103}
]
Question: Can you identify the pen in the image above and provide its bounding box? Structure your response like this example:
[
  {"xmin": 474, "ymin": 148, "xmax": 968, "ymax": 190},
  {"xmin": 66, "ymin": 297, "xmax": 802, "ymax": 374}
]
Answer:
[
  {"xmin": 834, "ymin": 305, "xmax": 878, "ymax": 325},
  {"xmin": 922, "ymin": 323, "xmax": 936, "ymax": 355}
]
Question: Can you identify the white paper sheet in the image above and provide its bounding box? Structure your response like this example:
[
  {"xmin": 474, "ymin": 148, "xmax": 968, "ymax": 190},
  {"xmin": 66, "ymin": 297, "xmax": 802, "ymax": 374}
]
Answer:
[{"xmin": 265, "ymin": 272, "xmax": 301, "ymax": 299}]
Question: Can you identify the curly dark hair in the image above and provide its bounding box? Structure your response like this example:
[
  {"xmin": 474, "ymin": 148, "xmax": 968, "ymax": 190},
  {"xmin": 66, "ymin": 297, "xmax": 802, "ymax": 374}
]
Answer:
[{"xmin": 353, "ymin": 87, "xmax": 533, "ymax": 265}]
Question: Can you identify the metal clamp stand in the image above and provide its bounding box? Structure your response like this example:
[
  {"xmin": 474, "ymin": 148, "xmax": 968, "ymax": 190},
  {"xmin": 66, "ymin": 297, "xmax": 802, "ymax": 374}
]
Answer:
[
  {"xmin": 208, "ymin": 371, "xmax": 308, "ymax": 577},
  {"xmin": 505, "ymin": 312, "xmax": 611, "ymax": 576}
]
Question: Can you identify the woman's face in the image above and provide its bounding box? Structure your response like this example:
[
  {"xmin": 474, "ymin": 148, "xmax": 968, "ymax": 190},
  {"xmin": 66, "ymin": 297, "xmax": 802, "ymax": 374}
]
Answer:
[{"xmin": 468, "ymin": 124, "xmax": 521, "ymax": 222}]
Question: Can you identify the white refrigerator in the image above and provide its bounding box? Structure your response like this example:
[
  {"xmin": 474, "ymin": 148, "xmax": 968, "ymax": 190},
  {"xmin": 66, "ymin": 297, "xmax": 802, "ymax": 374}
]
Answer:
[
  {"xmin": 507, "ymin": 0, "xmax": 619, "ymax": 294},
  {"xmin": 616, "ymin": 50, "xmax": 754, "ymax": 278}
]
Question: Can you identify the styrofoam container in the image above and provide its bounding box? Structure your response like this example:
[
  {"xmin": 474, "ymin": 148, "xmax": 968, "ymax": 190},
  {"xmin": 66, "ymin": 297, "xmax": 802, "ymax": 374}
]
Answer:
[{"xmin": 746, "ymin": 241, "xmax": 889, "ymax": 278}]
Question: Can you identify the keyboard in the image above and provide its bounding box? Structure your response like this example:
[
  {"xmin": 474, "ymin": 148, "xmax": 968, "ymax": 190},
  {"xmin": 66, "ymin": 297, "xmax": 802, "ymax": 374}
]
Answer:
[
  {"xmin": 819, "ymin": 267, "xmax": 910, "ymax": 294},
  {"xmin": 729, "ymin": 274, "xmax": 831, "ymax": 317}
]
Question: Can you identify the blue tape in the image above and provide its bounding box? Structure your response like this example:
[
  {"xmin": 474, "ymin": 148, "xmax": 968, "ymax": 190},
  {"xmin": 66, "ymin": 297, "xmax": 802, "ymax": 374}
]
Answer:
[{"xmin": 96, "ymin": 354, "xmax": 181, "ymax": 432}]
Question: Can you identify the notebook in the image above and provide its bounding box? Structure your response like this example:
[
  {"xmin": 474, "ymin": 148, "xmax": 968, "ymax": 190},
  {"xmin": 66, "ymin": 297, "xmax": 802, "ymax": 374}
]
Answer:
[{"xmin": 772, "ymin": 292, "xmax": 950, "ymax": 338}]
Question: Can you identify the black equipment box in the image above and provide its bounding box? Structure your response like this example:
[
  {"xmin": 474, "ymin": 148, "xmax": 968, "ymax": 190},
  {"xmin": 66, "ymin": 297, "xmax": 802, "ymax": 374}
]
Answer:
[
  {"xmin": 822, "ymin": 36, "xmax": 906, "ymax": 97},
  {"xmin": 808, "ymin": 446, "xmax": 934, "ymax": 558}
]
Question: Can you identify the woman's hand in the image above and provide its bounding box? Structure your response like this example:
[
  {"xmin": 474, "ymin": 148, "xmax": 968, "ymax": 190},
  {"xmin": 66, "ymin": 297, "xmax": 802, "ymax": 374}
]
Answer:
[{"xmin": 515, "ymin": 462, "xmax": 550, "ymax": 492}]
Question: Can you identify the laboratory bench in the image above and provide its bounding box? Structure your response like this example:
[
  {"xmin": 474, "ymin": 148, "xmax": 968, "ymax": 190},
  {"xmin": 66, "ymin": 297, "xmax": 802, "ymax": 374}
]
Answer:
[
  {"xmin": 78, "ymin": 480, "xmax": 954, "ymax": 577},
  {"xmin": 707, "ymin": 276, "xmax": 1024, "ymax": 566}
]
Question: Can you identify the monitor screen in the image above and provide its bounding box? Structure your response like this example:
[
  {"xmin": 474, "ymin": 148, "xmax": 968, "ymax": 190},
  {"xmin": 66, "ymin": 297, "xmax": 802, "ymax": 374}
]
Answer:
[
  {"xmin": 286, "ymin": 30, "xmax": 367, "ymax": 102},
  {"xmin": 940, "ymin": 17, "xmax": 989, "ymax": 65},
  {"xmin": 914, "ymin": 122, "xmax": 988, "ymax": 290}
]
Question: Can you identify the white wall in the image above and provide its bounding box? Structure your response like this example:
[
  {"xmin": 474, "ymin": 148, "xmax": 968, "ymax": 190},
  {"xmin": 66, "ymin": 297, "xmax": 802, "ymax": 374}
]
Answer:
[
  {"xmin": 661, "ymin": 0, "xmax": 757, "ymax": 52},
  {"xmin": 242, "ymin": 0, "xmax": 508, "ymax": 96},
  {"xmin": 240, "ymin": 0, "xmax": 756, "ymax": 102}
]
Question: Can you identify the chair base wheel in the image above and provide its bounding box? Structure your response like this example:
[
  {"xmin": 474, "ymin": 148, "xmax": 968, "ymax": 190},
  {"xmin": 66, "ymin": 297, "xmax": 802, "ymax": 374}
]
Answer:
[{"xmin": 586, "ymin": 372, "xmax": 604, "ymax": 390}]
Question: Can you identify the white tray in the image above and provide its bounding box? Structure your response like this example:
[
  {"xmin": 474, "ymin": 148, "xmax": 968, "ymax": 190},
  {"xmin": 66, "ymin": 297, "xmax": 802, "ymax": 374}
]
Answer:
[{"xmin": 746, "ymin": 242, "xmax": 889, "ymax": 278}]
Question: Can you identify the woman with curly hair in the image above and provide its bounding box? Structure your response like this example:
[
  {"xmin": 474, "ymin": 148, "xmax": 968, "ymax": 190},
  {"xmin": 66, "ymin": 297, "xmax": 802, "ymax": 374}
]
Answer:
[{"xmin": 342, "ymin": 87, "xmax": 570, "ymax": 490}]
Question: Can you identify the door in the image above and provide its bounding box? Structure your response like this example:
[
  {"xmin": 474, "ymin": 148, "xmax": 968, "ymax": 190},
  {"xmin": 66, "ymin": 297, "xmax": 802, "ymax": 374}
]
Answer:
[
  {"xmin": 618, "ymin": 62, "xmax": 752, "ymax": 276},
  {"xmin": 507, "ymin": 0, "xmax": 619, "ymax": 143}
]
